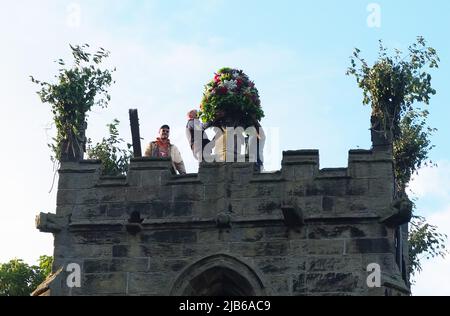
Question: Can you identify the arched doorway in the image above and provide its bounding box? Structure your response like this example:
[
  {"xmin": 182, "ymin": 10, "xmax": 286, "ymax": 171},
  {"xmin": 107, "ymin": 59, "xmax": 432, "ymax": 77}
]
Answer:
[
  {"xmin": 184, "ymin": 267, "xmax": 254, "ymax": 296},
  {"xmin": 170, "ymin": 254, "xmax": 266, "ymax": 296}
]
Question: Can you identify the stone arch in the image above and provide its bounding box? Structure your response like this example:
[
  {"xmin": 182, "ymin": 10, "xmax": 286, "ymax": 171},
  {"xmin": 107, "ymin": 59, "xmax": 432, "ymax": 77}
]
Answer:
[{"xmin": 170, "ymin": 254, "xmax": 266, "ymax": 296}]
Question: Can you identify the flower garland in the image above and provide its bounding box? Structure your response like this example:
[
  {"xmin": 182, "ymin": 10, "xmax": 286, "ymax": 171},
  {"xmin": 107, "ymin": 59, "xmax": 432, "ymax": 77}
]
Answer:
[{"xmin": 200, "ymin": 68, "xmax": 264, "ymax": 127}]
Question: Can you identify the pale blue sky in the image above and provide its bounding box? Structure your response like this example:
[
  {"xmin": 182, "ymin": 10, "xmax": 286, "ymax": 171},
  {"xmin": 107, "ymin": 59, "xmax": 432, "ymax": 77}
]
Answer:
[{"xmin": 0, "ymin": 0, "xmax": 449, "ymax": 295}]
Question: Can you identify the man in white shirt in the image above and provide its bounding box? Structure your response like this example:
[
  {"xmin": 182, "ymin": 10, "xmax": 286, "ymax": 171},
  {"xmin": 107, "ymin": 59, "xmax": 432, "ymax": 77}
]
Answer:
[{"xmin": 144, "ymin": 125, "xmax": 186, "ymax": 175}]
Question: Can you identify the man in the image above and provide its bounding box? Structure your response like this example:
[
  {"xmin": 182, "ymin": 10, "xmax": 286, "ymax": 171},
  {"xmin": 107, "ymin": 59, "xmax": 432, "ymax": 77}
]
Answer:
[
  {"xmin": 144, "ymin": 125, "xmax": 186, "ymax": 175},
  {"xmin": 185, "ymin": 109, "xmax": 212, "ymax": 161}
]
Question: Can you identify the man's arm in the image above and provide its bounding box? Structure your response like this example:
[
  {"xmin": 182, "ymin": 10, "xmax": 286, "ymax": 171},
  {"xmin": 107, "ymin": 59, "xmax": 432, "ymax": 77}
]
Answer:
[
  {"xmin": 171, "ymin": 145, "xmax": 186, "ymax": 175},
  {"xmin": 144, "ymin": 142, "xmax": 153, "ymax": 157},
  {"xmin": 174, "ymin": 161, "xmax": 187, "ymax": 175}
]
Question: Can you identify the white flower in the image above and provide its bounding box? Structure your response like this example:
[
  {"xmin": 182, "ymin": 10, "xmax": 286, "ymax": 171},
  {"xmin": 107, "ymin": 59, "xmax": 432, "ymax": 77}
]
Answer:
[{"xmin": 222, "ymin": 79, "xmax": 237, "ymax": 91}]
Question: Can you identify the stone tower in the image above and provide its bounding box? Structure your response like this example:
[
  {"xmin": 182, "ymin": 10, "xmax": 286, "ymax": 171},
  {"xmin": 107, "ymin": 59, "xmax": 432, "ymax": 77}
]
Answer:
[{"xmin": 35, "ymin": 132, "xmax": 411, "ymax": 296}]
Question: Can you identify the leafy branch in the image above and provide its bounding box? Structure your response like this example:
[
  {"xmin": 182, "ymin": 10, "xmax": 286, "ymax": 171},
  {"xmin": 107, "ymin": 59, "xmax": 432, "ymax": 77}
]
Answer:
[
  {"xmin": 87, "ymin": 119, "xmax": 132, "ymax": 176},
  {"xmin": 31, "ymin": 44, "xmax": 116, "ymax": 162},
  {"xmin": 347, "ymin": 37, "xmax": 447, "ymax": 281}
]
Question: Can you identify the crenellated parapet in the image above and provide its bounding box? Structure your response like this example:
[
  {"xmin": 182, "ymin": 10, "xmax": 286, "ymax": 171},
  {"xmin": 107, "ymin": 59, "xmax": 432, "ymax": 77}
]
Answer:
[{"xmin": 36, "ymin": 144, "xmax": 410, "ymax": 296}]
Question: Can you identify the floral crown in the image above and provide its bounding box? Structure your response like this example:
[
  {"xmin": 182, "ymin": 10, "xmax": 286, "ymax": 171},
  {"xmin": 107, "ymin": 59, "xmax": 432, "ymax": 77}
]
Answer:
[{"xmin": 200, "ymin": 68, "xmax": 264, "ymax": 127}]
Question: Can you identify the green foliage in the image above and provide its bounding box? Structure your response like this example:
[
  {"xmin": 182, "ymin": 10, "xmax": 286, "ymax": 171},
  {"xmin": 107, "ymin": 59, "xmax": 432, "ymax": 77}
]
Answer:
[
  {"xmin": 31, "ymin": 44, "xmax": 116, "ymax": 162},
  {"xmin": 409, "ymin": 215, "xmax": 447, "ymax": 279},
  {"xmin": 347, "ymin": 37, "xmax": 446, "ymax": 279},
  {"xmin": 37, "ymin": 255, "xmax": 53, "ymax": 279},
  {"xmin": 0, "ymin": 256, "xmax": 53, "ymax": 296},
  {"xmin": 394, "ymin": 110, "xmax": 436, "ymax": 188},
  {"xmin": 347, "ymin": 37, "xmax": 439, "ymax": 190},
  {"xmin": 87, "ymin": 119, "xmax": 132, "ymax": 176},
  {"xmin": 200, "ymin": 68, "xmax": 264, "ymax": 127},
  {"xmin": 347, "ymin": 37, "xmax": 439, "ymax": 139}
]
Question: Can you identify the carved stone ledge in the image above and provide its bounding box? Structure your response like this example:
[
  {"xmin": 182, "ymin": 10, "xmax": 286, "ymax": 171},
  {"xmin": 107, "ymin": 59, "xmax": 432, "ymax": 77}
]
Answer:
[
  {"xmin": 381, "ymin": 197, "xmax": 413, "ymax": 227},
  {"xmin": 216, "ymin": 213, "xmax": 232, "ymax": 229},
  {"xmin": 36, "ymin": 213, "xmax": 66, "ymax": 233}
]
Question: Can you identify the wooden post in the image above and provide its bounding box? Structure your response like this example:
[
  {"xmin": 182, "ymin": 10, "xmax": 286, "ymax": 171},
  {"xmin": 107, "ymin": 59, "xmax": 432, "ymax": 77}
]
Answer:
[{"xmin": 129, "ymin": 109, "xmax": 142, "ymax": 158}]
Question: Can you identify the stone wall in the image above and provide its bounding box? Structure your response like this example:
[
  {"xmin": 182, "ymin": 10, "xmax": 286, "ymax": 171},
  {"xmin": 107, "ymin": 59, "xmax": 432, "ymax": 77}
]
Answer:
[{"xmin": 36, "ymin": 147, "xmax": 411, "ymax": 296}]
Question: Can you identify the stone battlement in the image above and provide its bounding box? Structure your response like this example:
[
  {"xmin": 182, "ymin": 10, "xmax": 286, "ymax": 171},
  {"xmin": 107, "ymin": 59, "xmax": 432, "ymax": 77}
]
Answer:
[{"xmin": 37, "ymin": 146, "xmax": 411, "ymax": 296}]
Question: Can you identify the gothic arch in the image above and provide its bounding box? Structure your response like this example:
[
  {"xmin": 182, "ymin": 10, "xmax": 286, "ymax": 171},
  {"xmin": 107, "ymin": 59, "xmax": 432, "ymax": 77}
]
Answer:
[{"xmin": 170, "ymin": 254, "xmax": 266, "ymax": 296}]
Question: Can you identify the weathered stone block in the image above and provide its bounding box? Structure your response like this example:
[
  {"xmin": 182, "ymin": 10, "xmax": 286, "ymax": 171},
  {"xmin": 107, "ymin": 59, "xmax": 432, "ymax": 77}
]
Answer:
[
  {"xmin": 347, "ymin": 179, "xmax": 370, "ymax": 196},
  {"xmin": 293, "ymin": 274, "xmax": 306, "ymax": 295},
  {"xmin": 230, "ymin": 242, "xmax": 289, "ymax": 257},
  {"xmin": 250, "ymin": 183, "xmax": 283, "ymax": 199},
  {"xmin": 229, "ymin": 198, "xmax": 254, "ymax": 216},
  {"xmin": 139, "ymin": 171, "xmax": 163, "ymax": 187},
  {"xmin": 281, "ymin": 151, "xmax": 319, "ymax": 180},
  {"xmin": 182, "ymin": 242, "xmax": 230, "ymax": 257},
  {"xmin": 232, "ymin": 166, "xmax": 254, "ymax": 185},
  {"xmin": 263, "ymin": 226, "xmax": 290, "ymax": 240},
  {"xmin": 127, "ymin": 203, "xmax": 158, "ymax": 219},
  {"xmin": 198, "ymin": 163, "xmax": 226, "ymax": 184},
  {"xmin": 58, "ymin": 173, "xmax": 98, "ymax": 190},
  {"xmin": 128, "ymin": 273, "xmax": 171, "ymax": 295},
  {"xmin": 140, "ymin": 244, "xmax": 184, "ymax": 258},
  {"xmin": 254, "ymin": 257, "xmax": 292, "ymax": 274},
  {"xmin": 266, "ymin": 276, "xmax": 290, "ymax": 296},
  {"xmin": 140, "ymin": 230, "xmax": 197, "ymax": 243},
  {"xmin": 199, "ymin": 229, "xmax": 232, "ymax": 243},
  {"xmin": 302, "ymin": 196, "xmax": 323, "ymax": 214},
  {"xmin": 285, "ymin": 183, "xmax": 306, "ymax": 197},
  {"xmin": 112, "ymin": 245, "xmax": 129, "ymax": 258},
  {"xmin": 56, "ymin": 189, "xmax": 77, "ymax": 206},
  {"xmin": 55, "ymin": 205, "xmax": 74, "ymax": 217},
  {"xmin": 362, "ymin": 254, "xmax": 396, "ymax": 274},
  {"xmin": 347, "ymin": 238, "xmax": 393, "ymax": 254},
  {"xmin": 310, "ymin": 178, "xmax": 348, "ymax": 197},
  {"xmin": 76, "ymin": 189, "xmax": 99, "ymax": 205},
  {"xmin": 54, "ymin": 243, "xmax": 112, "ymax": 259},
  {"xmin": 97, "ymin": 187, "xmax": 127, "ymax": 204},
  {"xmin": 171, "ymin": 184, "xmax": 204, "ymax": 201},
  {"xmin": 306, "ymin": 273, "xmax": 360, "ymax": 293},
  {"xmin": 322, "ymin": 196, "xmax": 334, "ymax": 212},
  {"xmin": 106, "ymin": 203, "xmax": 127, "ymax": 218},
  {"xmin": 231, "ymin": 228, "xmax": 263, "ymax": 242},
  {"xmin": 291, "ymin": 240, "xmax": 345, "ymax": 255},
  {"xmin": 129, "ymin": 158, "xmax": 172, "ymax": 171},
  {"xmin": 256, "ymin": 200, "xmax": 281, "ymax": 215},
  {"xmin": 164, "ymin": 201, "xmax": 194, "ymax": 217},
  {"xmin": 306, "ymin": 223, "xmax": 386, "ymax": 240},
  {"xmin": 307, "ymin": 256, "xmax": 363, "ymax": 272},
  {"xmin": 163, "ymin": 259, "xmax": 190, "ymax": 273},
  {"xmin": 125, "ymin": 170, "xmax": 141, "ymax": 187},
  {"xmin": 126, "ymin": 186, "xmax": 158, "ymax": 203},
  {"xmin": 148, "ymin": 200, "xmax": 170, "ymax": 218},
  {"xmin": 196, "ymin": 200, "xmax": 221, "ymax": 218},
  {"xmin": 84, "ymin": 258, "xmax": 149, "ymax": 273},
  {"xmin": 307, "ymin": 225, "xmax": 352, "ymax": 239},
  {"xmin": 349, "ymin": 160, "xmax": 393, "ymax": 179},
  {"xmin": 369, "ymin": 178, "xmax": 394, "ymax": 198},
  {"xmin": 83, "ymin": 273, "xmax": 127, "ymax": 295},
  {"xmin": 72, "ymin": 230, "xmax": 123, "ymax": 245},
  {"xmin": 292, "ymin": 165, "xmax": 319, "ymax": 180},
  {"xmin": 72, "ymin": 204, "xmax": 107, "ymax": 219}
]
